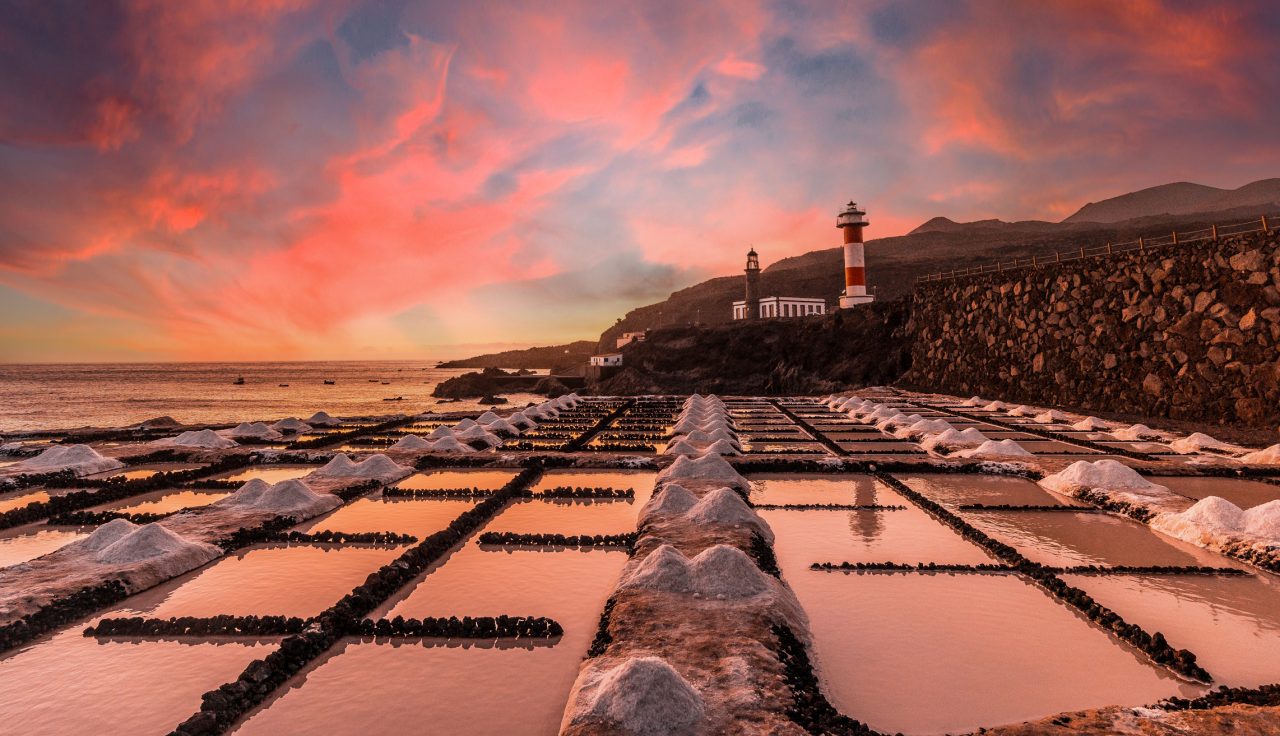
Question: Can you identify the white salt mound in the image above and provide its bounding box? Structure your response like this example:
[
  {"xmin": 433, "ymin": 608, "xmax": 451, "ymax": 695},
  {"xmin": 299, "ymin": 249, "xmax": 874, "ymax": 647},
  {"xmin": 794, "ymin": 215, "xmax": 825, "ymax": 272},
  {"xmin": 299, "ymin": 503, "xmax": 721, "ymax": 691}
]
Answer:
[
  {"xmin": 1008, "ymin": 405, "xmax": 1035, "ymax": 417},
  {"xmin": 428, "ymin": 436, "xmax": 474, "ymax": 453},
  {"xmin": 622, "ymin": 545, "xmax": 695, "ymax": 593},
  {"xmin": 1169, "ymin": 432, "xmax": 1242, "ymax": 455},
  {"xmin": 309, "ymin": 453, "xmax": 411, "ymax": 481},
  {"xmin": 485, "ymin": 418, "xmax": 521, "ymax": 436},
  {"xmin": 216, "ymin": 478, "xmax": 342, "ymax": 516},
  {"xmin": 476, "ymin": 411, "xmax": 501, "ymax": 424},
  {"xmin": 427, "ymin": 426, "xmax": 456, "ymax": 440},
  {"xmin": 271, "ymin": 418, "xmax": 312, "ymax": 433},
  {"xmin": 640, "ymin": 484, "xmax": 699, "ymax": 519},
  {"xmin": 1033, "ymin": 410, "xmax": 1069, "ymax": 423},
  {"xmin": 702, "ymin": 439, "xmax": 741, "ymax": 456},
  {"xmin": 663, "ymin": 439, "xmax": 702, "ymax": 457},
  {"xmin": 305, "ymin": 411, "xmax": 341, "ymax": 427},
  {"xmin": 391, "ymin": 435, "xmax": 432, "ymax": 450},
  {"xmin": 16, "ymin": 444, "xmax": 124, "ymax": 476},
  {"xmin": 1240, "ymin": 444, "xmax": 1280, "ymax": 465},
  {"xmin": 582, "ymin": 657, "xmax": 704, "ymax": 736},
  {"xmin": 1070, "ymin": 416, "xmax": 1110, "ymax": 431},
  {"xmin": 982, "ymin": 401, "xmax": 1008, "ymax": 411},
  {"xmin": 94, "ymin": 523, "xmax": 220, "ymax": 566},
  {"xmin": 1040, "ymin": 459, "xmax": 1167, "ymax": 495},
  {"xmin": 657, "ymin": 454, "xmax": 747, "ymax": 490},
  {"xmin": 454, "ymin": 418, "xmax": 478, "ymax": 430},
  {"xmin": 962, "ymin": 396, "xmax": 983, "ymax": 407},
  {"xmin": 78, "ymin": 518, "xmax": 141, "ymax": 553},
  {"xmin": 1243, "ymin": 501, "xmax": 1280, "ymax": 538},
  {"xmin": 684, "ymin": 487, "xmax": 772, "ymax": 541},
  {"xmin": 955, "ymin": 439, "xmax": 1033, "ymax": 458},
  {"xmin": 688, "ymin": 545, "xmax": 770, "ymax": 598},
  {"xmin": 455, "ymin": 425, "xmax": 501, "ymax": 447},
  {"xmin": 223, "ymin": 422, "xmax": 282, "ymax": 440},
  {"xmin": 1113, "ymin": 424, "xmax": 1159, "ymax": 441},
  {"xmin": 151, "ymin": 429, "xmax": 238, "ymax": 449}
]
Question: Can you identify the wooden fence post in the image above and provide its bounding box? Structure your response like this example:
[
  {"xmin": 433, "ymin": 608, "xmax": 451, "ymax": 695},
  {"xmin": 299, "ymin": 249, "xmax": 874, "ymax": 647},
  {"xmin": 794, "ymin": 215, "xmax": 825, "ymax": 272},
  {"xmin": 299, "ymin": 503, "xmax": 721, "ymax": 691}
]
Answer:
[
  {"xmin": 1172, "ymin": 230, "xmax": 1178, "ymax": 245},
  {"xmin": 1138, "ymin": 236, "xmax": 1145, "ymax": 252},
  {"xmin": 1212, "ymin": 224, "xmax": 1218, "ymax": 241},
  {"xmin": 1106, "ymin": 242, "xmax": 1113, "ymax": 254},
  {"xmin": 1079, "ymin": 246, "xmax": 1085, "ymax": 259},
  {"xmin": 1264, "ymin": 215, "xmax": 1271, "ymax": 233}
]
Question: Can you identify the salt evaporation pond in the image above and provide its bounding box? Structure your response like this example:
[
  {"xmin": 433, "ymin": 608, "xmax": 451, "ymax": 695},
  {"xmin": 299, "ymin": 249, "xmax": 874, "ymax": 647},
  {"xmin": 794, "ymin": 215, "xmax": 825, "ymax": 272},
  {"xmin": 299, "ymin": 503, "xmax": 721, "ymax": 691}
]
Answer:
[
  {"xmin": 232, "ymin": 637, "xmax": 577, "ymax": 736},
  {"xmin": 964, "ymin": 510, "xmax": 1237, "ymax": 568},
  {"xmin": 898, "ymin": 473, "xmax": 1079, "ymax": 508},
  {"xmin": 528, "ymin": 470, "xmax": 656, "ymax": 496},
  {"xmin": 0, "ymin": 488, "xmax": 49, "ymax": 514},
  {"xmin": 238, "ymin": 519, "xmax": 629, "ymax": 734},
  {"xmin": 297, "ymin": 497, "xmax": 478, "ymax": 537},
  {"xmin": 0, "ymin": 628, "xmax": 276, "ymax": 736},
  {"xmin": 88, "ymin": 463, "xmax": 206, "ymax": 481},
  {"xmin": 393, "ymin": 469, "xmax": 519, "ymax": 491},
  {"xmin": 0, "ymin": 527, "xmax": 87, "ymax": 569},
  {"xmin": 1062, "ymin": 573, "xmax": 1280, "ymax": 686},
  {"xmin": 762, "ymin": 507, "xmax": 996, "ymax": 566},
  {"xmin": 110, "ymin": 544, "xmax": 405, "ymax": 618},
  {"xmin": 100, "ymin": 488, "xmax": 230, "ymax": 515},
  {"xmin": 220, "ymin": 465, "xmax": 318, "ymax": 484},
  {"xmin": 748, "ymin": 474, "xmax": 897, "ymax": 506},
  {"xmin": 782, "ymin": 573, "xmax": 1196, "ymax": 734},
  {"xmin": 1158, "ymin": 476, "xmax": 1280, "ymax": 509}
]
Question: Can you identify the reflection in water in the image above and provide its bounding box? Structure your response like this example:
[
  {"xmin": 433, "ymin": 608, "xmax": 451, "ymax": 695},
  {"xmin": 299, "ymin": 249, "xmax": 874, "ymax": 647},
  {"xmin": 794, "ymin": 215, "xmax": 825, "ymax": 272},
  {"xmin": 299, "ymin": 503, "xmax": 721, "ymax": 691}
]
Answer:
[
  {"xmin": 297, "ymin": 498, "xmax": 477, "ymax": 537},
  {"xmin": 965, "ymin": 511, "xmax": 1239, "ymax": 568},
  {"xmin": 221, "ymin": 466, "xmax": 317, "ymax": 484},
  {"xmin": 232, "ymin": 636, "xmax": 585, "ymax": 736},
  {"xmin": 1158, "ymin": 477, "xmax": 1280, "ymax": 510},
  {"xmin": 105, "ymin": 489, "xmax": 229, "ymax": 515},
  {"xmin": 237, "ymin": 516, "xmax": 628, "ymax": 735},
  {"xmin": 897, "ymin": 474, "xmax": 1076, "ymax": 508},
  {"xmin": 1063, "ymin": 573, "xmax": 1280, "ymax": 686},
  {"xmin": 109, "ymin": 544, "xmax": 406, "ymax": 619},
  {"xmin": 394, "ymin": 470, "xmax": 518, "ymax": 491},
  {"xmin": 0, "ymin": 628, "xmax": 276, "ymax": 736},
  {"xmin": 0, "ymin": 489, "xmax": 50, "ymax": 514},
  {"xmin": 785, "ymin": 573, "xmax": 1196, "ymax": 734},
  {"xmin": 0, "ymin": 527, "xmax": 87, "ymax": 569},
  {"xmin": 763, "ymin": 508, "xmax": 995, "ymax": 566}
]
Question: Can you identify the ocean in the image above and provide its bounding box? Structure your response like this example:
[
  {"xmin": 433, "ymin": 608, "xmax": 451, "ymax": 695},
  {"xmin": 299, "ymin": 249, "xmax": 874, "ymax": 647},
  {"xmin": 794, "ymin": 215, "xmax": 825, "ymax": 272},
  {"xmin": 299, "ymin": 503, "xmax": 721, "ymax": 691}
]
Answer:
[{"xmin": 0, "ymin": 362, "xmax": 547, "ymax": 433}]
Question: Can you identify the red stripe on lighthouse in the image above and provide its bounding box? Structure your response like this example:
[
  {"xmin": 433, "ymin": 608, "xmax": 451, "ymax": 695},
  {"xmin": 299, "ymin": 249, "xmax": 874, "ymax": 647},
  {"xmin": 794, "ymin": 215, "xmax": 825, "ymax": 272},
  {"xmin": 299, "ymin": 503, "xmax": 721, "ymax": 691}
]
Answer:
[{"xmin": 845, "ymin": 266, "xmax": 864, "ymax": 287}]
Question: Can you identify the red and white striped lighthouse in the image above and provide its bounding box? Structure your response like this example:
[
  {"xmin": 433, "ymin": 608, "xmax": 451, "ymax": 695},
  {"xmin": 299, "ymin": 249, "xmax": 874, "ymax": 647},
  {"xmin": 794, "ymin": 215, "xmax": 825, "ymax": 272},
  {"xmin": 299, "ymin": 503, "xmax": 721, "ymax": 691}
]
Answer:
[{"xmin": 837, "ymin": 201, "xmax": 873, "ymax": 308}]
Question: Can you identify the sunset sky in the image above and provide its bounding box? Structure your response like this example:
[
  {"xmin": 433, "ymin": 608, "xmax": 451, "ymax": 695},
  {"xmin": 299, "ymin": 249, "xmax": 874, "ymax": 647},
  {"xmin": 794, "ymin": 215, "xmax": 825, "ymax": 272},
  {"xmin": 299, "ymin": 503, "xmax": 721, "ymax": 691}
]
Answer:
[{"xmin": 2, "ymin": 0, "xmax": 1278, "ymax": 362}]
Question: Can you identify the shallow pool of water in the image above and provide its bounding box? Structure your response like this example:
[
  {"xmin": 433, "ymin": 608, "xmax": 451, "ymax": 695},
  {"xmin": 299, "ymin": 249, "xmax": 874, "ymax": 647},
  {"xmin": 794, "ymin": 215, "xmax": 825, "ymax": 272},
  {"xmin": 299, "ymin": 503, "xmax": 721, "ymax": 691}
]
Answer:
[
  {"xmin": 529, "ymin": 470, "xmax": 656, "ymax": 498},
  {"xmin": 838, "ymin": 442, "xmax": 925, "ymax": 454},
  {"xmin": 231, "ymin": 636, "xmax": 584, "ymax": 736},
  {"xmin": 0, "ymin": 489, "xmax": 49, "ymax": 514},
  {"xmin": 791, "ymin": 574, "xmax": 1197, "ymax": 734},
  {"xmin": 111, "ymin": 544, "xmax": 406, "ymax": 618},
  {"xmin": 220, "ymin": 465, "xmax": 319, "ymax": 484},
  {"xmin": 485, "ymin": 498, "xmax": 641, "ymax": 536},
  {"xmin": 763, "ymin": 507, "xmax": 995, "ymax": 566},
  {"xmin": 897, "ymin": 474, "xmax": 1078, "ymax": 507},
  {"xmin": 748, "ymin": 474, "xmax": 901, "ymax": 506},
  {"xmin": 88, "ymin": 463, "xmax": 206, "ymax": 481},
  {"xmin": 1062, "ymin": 572, "xmax": 1280, "ymax": 686},
  {"xmin": 1157, "ymin": 477, "xmax": 1280, "ymax": 509},
  {"xmin": 965, "ymin": 511, "xmax": 1237, "ymax": 568},
  {"xmin": 100, "ymin": 488, "xmax": 230, "ymax": 515},
  {"xmin": 297, "ymin": 498, "xmax": 476, "ymax": 537},
  {"xmin": 0, "ymin": 628, "xmax": 276, "ymax": 736},
  {"xmin": 394, "ymin": 469, "xmax": 518, "ymax": 491},
  {"xmin": 0, "ymin": 527, "xmax": 87, "ymax": 569}
]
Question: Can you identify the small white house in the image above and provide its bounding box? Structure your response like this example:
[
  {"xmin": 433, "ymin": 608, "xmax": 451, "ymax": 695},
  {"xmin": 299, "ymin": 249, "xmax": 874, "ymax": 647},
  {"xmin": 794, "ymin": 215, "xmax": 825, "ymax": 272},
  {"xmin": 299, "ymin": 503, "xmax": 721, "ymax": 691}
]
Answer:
[
  {"xmin": 732, "ymin": 297, "xmax": 826, "ymax": 320},
  {"xmin": 589, "ymin": 353, "xmax": 624, "ymax": 367}
]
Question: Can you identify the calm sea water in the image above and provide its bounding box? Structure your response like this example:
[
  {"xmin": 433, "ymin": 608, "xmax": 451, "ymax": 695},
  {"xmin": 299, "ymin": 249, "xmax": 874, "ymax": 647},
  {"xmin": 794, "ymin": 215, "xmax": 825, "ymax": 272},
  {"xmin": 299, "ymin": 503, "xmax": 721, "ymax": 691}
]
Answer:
[{"xmin": 0, "ymin": 362, "xmax": 547, "ymax": 433}]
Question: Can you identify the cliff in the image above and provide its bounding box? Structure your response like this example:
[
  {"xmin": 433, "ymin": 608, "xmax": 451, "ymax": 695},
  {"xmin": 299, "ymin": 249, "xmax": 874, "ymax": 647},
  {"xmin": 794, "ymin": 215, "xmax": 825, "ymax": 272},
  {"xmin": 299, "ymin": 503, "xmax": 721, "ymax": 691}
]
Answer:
[{"xmin": 438, "ymin": 341, "xmax": 594, "ymax": 375}]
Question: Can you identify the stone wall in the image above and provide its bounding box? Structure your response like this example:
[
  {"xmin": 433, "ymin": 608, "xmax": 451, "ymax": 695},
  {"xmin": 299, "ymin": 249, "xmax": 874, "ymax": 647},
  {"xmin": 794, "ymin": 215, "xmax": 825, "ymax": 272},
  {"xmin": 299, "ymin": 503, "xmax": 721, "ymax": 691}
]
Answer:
[{"xmin": 904, "ymin": 231, "xmax": 1280, "ymax": 428}]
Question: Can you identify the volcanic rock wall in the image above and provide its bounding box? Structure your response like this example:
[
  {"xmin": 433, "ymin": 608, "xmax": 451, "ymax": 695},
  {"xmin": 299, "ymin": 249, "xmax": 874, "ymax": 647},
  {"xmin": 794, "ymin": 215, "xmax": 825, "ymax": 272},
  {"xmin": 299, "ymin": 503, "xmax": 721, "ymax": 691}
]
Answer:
[{"xmin": 904, "ymin": 230, "xmax": 1280, "ymax": 428}]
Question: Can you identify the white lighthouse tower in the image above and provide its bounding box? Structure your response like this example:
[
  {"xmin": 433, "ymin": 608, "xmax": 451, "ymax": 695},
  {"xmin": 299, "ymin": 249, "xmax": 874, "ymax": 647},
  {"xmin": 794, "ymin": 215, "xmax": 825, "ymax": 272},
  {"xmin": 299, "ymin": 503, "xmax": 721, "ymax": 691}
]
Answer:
[{"xmin": 837, "ymin": 201, "xmax": 873, "ymax": 308}]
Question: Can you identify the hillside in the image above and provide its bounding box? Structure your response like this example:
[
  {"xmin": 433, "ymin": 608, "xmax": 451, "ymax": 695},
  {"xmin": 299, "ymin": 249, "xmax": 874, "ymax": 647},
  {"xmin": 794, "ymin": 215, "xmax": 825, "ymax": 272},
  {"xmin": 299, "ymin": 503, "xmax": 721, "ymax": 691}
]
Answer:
[
  {"xmin": 438, "ymin": 341, "xmax": 594, "ymax": 374},
  {"xmin": 1064, "ymin": 178, "xmax": 1280, "ymax": 223},
  {"xmin": 594, "ymin": 301, "xmax": 912, "ymax": 396}
]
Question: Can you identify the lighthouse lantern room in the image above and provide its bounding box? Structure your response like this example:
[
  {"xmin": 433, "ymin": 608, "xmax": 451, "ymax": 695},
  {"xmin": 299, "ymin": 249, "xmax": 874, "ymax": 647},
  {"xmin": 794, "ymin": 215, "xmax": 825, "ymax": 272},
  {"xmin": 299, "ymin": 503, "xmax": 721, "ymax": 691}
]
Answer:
[{"xmin": 837, "ymin": 201, "xmax": 874, "ymax": 308}]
